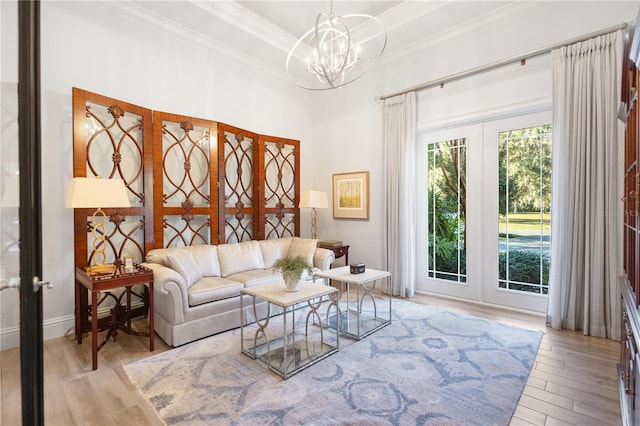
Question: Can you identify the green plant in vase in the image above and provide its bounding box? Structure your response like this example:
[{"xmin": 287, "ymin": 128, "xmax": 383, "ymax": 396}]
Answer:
[{"xmin": 273, "ymin": 255, "xmax": 312, "ymax": 292}]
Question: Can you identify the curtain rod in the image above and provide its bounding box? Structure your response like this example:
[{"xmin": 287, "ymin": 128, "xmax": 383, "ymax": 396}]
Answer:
[{"xmin": 376, "ymin": 21, "xmax": 631, "ymax": 102}]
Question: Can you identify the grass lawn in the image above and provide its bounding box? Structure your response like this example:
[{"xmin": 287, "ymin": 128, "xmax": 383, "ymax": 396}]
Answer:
[{"xmin": 499, "ymin": 212, "xmax": 550, "ymax": 232}]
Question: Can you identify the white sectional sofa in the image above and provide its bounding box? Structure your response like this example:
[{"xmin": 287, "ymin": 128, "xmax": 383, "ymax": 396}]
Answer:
[{"xmin": 142, "ymin": 237, "xmax": 335, "ymax": 346}]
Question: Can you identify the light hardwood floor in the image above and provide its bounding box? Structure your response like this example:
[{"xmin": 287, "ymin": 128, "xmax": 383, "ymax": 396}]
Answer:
[{"xmin": 0, "ymin": 294, "xmax": 622, "ymax": 426}]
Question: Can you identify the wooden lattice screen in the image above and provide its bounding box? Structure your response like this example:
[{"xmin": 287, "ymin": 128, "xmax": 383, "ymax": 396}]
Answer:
[{"xmin": 71, "ymin": 87, "xmax": 301, "ymax": 264}]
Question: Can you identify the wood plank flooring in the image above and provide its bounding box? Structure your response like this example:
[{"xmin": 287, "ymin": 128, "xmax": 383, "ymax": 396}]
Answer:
[{"xmin": 0, "ymin": 294, "xmax": 622, "ymax": 425}]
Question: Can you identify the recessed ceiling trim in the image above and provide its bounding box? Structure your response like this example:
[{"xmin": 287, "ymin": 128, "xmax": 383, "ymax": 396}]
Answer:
[
  {"xmin": 94, "ymin": 1, "xmax": 289, "ymax": 82},
  {"xmin": 378, "ymin": 1, "xmax": 536, "ymax": 66},
  {"xmin": 189, "ymin": 1, "xmax": 298, "ymax": 54}
]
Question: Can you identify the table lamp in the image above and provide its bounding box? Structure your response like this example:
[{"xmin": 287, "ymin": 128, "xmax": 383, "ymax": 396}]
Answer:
[
  {"xmin": 299, "ymin": 190, "xmax": 328, "ymax": 239},
  {"xmin": 66, "ymin": 177, "xmax": 130, "ymax": 274}
]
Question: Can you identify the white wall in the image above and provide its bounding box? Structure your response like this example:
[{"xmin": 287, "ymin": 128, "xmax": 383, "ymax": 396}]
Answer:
[
  {"xmin": 308, "ymin": 0, "xmax": 638, "ymax": 279},
  {"xmin": 0, "ymin": 0, "xmax": 316, "ymax": 348}
]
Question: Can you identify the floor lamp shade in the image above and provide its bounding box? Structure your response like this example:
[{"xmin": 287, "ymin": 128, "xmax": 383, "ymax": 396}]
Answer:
[
  {"xmin": 299, "ymin": 190, "xmax": 328, "ymax": 239},
  {"xmin": 299, "ymin": 190, "xmax": 328, "ymax": 209}
]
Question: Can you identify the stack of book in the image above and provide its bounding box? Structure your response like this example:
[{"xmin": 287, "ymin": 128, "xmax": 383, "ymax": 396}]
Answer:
[{"xmin": 318, "ymin": 240, "xmax": 343, "ymax": 248}]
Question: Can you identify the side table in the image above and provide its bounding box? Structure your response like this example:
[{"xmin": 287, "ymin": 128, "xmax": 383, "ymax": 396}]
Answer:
[
  {"xmin": 317, "ymin": 242, "xmax": 349, "ymax": 267},
  {"xmin": 241, "ymin": 280, "xmax": 339, "ymax": 379},
  {"xmin": 75, "ymin": 264, "xmax": 154, "ymax": 370},
  {"xmin": 314, "ymin": 266, "xmax": 391, "ymax": 340}
]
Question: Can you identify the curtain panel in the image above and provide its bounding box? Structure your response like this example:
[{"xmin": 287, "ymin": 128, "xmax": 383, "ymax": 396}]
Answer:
[
  {"xmin": 383, "ymin": 92, "xmax": 416, "ymax": 297},
  {"xmin": 547, "ymin": 30, "xmax": 624, "ymax": 340}
]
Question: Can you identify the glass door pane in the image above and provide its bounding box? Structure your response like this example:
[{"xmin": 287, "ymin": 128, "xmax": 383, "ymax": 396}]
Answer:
[
  {"xmin": 427, "ymin": 138, "xmax": 467, "ymax": 283},
  {"xmin": 497, "ymin": 125, "xmax": 552, "ymax": 295},
  {"xmin": 1, "ymin": 0, "xmax": 21, "ymax": 421}
]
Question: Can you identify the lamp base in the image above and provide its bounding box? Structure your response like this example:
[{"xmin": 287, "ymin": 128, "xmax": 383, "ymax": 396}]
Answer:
[{"xmin": 85, "ymin": 263, "xmax": 117, "ymax": 275}]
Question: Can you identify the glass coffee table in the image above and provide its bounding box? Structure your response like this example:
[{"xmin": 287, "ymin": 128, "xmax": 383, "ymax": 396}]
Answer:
[
  {"xmin": 240, "ymin": 280, "xmax": 339, "ymax": 380},
  {"xmin": 314, "ymin": 266, "xmax": 392, "ymax": 340}
]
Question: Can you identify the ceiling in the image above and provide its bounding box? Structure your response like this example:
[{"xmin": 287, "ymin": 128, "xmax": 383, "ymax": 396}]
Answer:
[{"xmin": 106, "ymin": 1, "xmax": 521, "ymax": 79}]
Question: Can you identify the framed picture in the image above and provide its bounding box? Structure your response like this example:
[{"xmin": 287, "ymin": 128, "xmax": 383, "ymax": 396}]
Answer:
[
  {"xmin": 123, "ymin": 256, "xmax": 134, "ymax": 273},
  {"xmin": 332, "ymin": 171, "xmax": 369, "ymax": 219}
]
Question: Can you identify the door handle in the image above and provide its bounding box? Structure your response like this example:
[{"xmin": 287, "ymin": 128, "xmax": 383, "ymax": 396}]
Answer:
[
  {"xmin": 0, "ymin": 277, "xmax": 53, "ymax": 292},
  {"xmin": 32, "ymin": 276, "xmax": 53, "ymax": 293}
]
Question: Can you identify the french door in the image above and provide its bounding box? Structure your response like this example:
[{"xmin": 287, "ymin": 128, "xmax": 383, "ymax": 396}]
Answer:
[
  {"xmin": 416, "ymin": 111, "xmax": 551, "ymax": 313},
  {"xmin": 1, "ymin": 1, "xmax": 46, "ymax": 424}
]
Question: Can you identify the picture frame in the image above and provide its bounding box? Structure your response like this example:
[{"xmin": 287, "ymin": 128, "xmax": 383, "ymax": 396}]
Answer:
[
  {"xmin": 123, "ymin": 256, "xmax": 134, "ymax": 273},
  {"xmin": 332, "ymin": 171, "xmax": 369, "ymax": 219}
]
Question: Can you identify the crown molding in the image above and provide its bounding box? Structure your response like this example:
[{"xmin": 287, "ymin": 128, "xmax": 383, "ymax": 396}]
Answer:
[
  {"xmin": 93, "ymin": 1, "xmax": 289, "ymax": 83},
  {"xmin": 378, "ymin": 1, "xmax": 538, "ymax": 66},
  {"xmin": 189, "ymin": 1, "xmax": 298, "ymax": 54}
]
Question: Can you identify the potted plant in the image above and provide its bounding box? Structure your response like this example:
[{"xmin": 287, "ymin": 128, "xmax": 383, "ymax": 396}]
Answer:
[{"xmin": 273, "ymin": 255, "xmax": 312, "ymax": 292}]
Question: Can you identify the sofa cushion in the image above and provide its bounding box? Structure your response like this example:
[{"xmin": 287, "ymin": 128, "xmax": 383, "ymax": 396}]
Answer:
[
  {"xmin": 259, "ymin": 237, "xmax": 292, "ymax": 268},
  {"xmin": 287, "ymin": 237, "xmax": 318, "ymax": 266},
  {"xmin": 226, "ymin": 269, "xmax": 284, "ymax": 288},
  {"xmin": 187, "ymin": 276, "xmax": 244, "ymax": 306},
  {"xmin": 188, "ymin": 245, "xmax": 221, "ymax": 277},
  {"xmin": 166, "ymin": 250, "xmax": 203, "ymax": 288},
  {"xmin": 217, "ymin": 240, "xmax": 266, "ymax": 277}
]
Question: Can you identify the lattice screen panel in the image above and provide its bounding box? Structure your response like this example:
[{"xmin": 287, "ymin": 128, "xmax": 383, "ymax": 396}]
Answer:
[
  {"xmin": 264, "ymin": 140, "xmax": 296, "ymax": 209},
  {"xmin": 218, "ymin": 124, "xmax": 260, "ymax": 242},
  {"xmin": 260, "ymin": 136, "xmax": 300, "ymax": 238},
  {"xmin": 154, "ymin": 112, "xmax": 218, "ymax": 248},
  {"xmin": 72, "ymin": 88, "xmax": 154, "ymax": 266},
  {"xmin": 161, "ymin": 120, "xmax": 211, "ymax": 208}
]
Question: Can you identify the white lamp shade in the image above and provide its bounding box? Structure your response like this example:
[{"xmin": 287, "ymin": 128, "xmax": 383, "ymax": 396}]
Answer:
[
  {"xmin": 299, "ymin": 190, "xmax": 328, "ymax": 209},
  {"xmin": 65, "ymin": 177, "xmax": 131, "ymax": 209}
]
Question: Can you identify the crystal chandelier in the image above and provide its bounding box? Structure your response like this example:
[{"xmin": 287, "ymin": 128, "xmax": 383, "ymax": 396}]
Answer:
[{"xmin": 286, "ymin": 1, "xmax": 387, "ymax": 90}]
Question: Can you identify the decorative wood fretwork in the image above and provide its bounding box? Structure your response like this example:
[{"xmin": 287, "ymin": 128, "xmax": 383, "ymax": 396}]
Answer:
[
  {"xmin": 73, "ymin": 89, "xmax": 301, "ymax": 252},
  {"xmin": 259, "ymin": 135, "xmax": 300, "ymax": 239},
  {"xmin": 153, "ymin": 111, "xmax": 218, "ymax": 248},
  {"xmin": 218, "ymin": 123, "xmax": 260, "ymax": 243},
  {"xmin": 71, "ymin": 88, "xmax": 154, "ymax": 339},
  {"xmin": 71, "ymin": 88, "xmax": 154, "ymax": 266}
]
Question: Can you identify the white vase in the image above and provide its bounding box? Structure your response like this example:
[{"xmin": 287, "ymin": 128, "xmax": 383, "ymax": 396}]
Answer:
[{"xmin": 283, "ymin": 274, "xmax": 300, "ymax": 292}]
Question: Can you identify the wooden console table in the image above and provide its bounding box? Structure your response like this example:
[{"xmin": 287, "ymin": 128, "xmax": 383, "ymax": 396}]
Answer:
[
  {"xmin": 75, "ymin": 264, "xmax": 154, "ymax": 370},
  {"xmin": 318, "ymin": 242, "xmax": 349, "ymax": 267}
]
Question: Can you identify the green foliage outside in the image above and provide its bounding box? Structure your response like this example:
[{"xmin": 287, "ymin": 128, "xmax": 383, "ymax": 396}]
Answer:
[
  {"xmin": 428, "ymin": 125, "xmax": 552, "ymax": 290},
  {"xmin": 498, "ymin": 126, "xmax": 552, "ymax": 214},
  {"xmin": 499, "ymin": 250, "xmax": 550, "ymax": 294}
]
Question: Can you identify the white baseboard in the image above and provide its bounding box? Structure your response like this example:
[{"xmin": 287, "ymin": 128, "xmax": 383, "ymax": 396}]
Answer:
[
  {"xmin": 0, "ymin": 301, "xmax": 146, "ymax": 350},
  {"xmin": 1, "ymin": 314, "xmax": 75, "ymax": 350}
]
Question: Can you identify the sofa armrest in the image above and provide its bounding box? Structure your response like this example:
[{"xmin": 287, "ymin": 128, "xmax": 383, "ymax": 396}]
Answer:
[
  {"xmin": 314, "ymin": 247, "xmax": 335, "ymax": 271},
  {"xmin": 142, "ymin": 262, "xmax": 188, "ymax": 325}
]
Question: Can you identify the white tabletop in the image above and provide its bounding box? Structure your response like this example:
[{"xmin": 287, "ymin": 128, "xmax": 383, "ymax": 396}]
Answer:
[
  {"xmin": 241, "ymin": 280, "xmax": 337, "ymax": 307},
  {"xmin": 314, "ymin": 266, "xmax": 391, "ymax": 284}
]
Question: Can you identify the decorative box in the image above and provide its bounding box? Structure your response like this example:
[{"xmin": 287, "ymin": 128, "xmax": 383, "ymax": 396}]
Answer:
[{"xmin": 350, "ymin": 263, "xmax": 365, "ymax": 274}]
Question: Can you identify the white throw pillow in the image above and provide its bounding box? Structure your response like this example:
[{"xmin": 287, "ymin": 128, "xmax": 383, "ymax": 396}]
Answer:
[
  {"xmin": 188, "ymin": 245, "xmax": 221, "ymax": 277},
  {"xmin": 259, "ymin": 237, "xmax": 292, "ymax": 268},
  {"xmin": 217, "ymin": 240, "xmax": 266, "ymax": 277},
  {"xmin": 166, "ymin": 250, "xmax": 203, "ymax": 288},
  {"xmin": 287, "ymin": 237, "xmax": 318, "ymax": 266}
]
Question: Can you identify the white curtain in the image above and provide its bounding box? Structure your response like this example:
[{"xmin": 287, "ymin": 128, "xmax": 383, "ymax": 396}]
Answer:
[
  {"xmin": 547, "ymin": 30, "xmax": 624, "ymax": 340},
  {"xmin": 383, "ymin": 92, "xmax": 416, "ymax": 297}
]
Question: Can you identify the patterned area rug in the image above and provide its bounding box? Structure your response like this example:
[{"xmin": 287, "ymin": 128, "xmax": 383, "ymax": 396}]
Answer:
[{"xmin": 124, "ymin": 299, "xmax": 542, "ymax": 425}]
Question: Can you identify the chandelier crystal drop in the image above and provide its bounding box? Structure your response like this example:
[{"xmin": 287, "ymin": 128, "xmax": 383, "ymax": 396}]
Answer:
[{"xmin": 286, "ymin": 2, "xmax": 387, "ymax": 91}]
